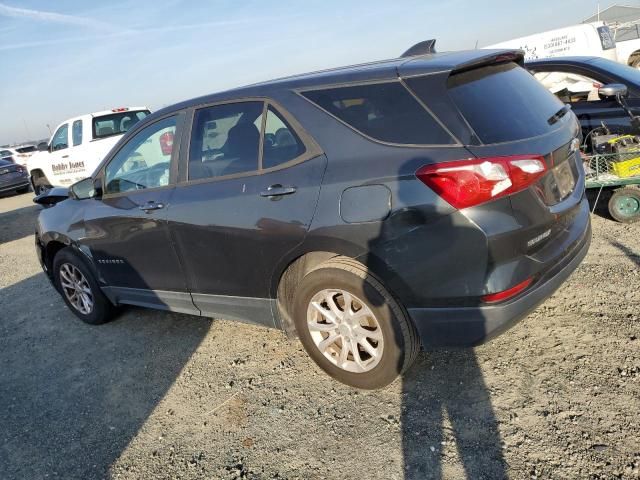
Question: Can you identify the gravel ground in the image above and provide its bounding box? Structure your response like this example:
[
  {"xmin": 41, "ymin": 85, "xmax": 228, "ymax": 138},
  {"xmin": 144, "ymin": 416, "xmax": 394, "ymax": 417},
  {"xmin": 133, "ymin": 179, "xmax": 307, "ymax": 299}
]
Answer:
[{"xmin": 0, "ymin": 191, "xmax": 638, "ymax": 480}]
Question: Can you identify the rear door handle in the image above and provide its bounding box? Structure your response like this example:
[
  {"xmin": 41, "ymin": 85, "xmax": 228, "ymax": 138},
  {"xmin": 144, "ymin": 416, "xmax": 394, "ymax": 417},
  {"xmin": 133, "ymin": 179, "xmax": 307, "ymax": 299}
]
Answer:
[
  {"xmin": 139, "ymin": 201, "xmax": 165, "ymax": 212},
  {"xmin": 260, "ymin": 184, "xmax": 297, "ymax": 198},
  {"xmin": 62, "ymin": 155, "xmax": 69, "ymax": 158}
]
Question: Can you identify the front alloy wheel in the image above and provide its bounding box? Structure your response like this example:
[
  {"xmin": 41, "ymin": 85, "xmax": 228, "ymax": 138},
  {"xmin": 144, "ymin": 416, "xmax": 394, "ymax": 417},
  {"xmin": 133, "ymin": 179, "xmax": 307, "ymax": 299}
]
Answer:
[
  {"xmin": 59, "ymin": 263, "xmax": 94, "ymax": 314},
  {"xmin": 53, "ymin": 247, "xmax": 115, "ymax": 325}
]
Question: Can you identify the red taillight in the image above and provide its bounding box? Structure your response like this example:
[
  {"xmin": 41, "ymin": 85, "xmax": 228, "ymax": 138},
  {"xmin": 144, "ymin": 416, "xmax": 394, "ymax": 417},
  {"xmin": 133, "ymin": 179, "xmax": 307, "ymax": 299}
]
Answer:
[
  {"xmin": 481, "ymin": 278, "xmax": 533, "ymax": 303},
  {"xmin": 416, "ymin": 155, "xmax": 547, "ymax": 209}
]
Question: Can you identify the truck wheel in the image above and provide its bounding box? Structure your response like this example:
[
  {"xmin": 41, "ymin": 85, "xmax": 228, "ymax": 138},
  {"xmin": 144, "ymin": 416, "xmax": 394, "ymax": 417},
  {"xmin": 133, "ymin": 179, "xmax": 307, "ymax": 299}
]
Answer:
[
  {"xmin": 608, "ymin": 187, "xmax": 640, "ymax": 223},
  {"xmin": 293, "ymin": 257, "xmax": 420, "ymax": 389},
  {"xmin": 53, "ymin": 247, "xmax": 116, "ymax": 325}
]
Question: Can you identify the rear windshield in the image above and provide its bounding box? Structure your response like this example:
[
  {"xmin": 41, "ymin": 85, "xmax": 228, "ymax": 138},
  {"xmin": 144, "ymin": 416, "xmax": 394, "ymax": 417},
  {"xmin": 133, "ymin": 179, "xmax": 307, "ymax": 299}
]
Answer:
[
  {"xmin": 301, "ymin": 82, "xmax": 454, "ymax": 145},
  {"xmin": 446, "ymin": 62, "xmax": 566, "ymax": 144},
  {"xmin": 15, "ymin": 146, "xmax": 36, "ymax": 153},
  {"xmin": 93, "ymin": 110, "xmax": 150, "ymax": 140}
]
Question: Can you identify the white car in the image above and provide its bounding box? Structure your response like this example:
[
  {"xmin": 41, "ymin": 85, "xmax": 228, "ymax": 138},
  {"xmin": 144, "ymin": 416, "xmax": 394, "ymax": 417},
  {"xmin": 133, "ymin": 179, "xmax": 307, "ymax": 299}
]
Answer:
[
  {"xmin": 0, "ymin": 145, "xmax": 38, "ymax": 168},
  {"xmin": 486, "ymin": 22, "xmax": 618, "ymax": 61},
  {"xmin": 28, "ymin": 107, "xmax": 150, "ymax": 194}
]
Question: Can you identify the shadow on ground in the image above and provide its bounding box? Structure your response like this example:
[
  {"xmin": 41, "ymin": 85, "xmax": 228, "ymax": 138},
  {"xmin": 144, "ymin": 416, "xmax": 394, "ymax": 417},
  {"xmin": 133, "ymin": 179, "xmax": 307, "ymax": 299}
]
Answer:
[
  {"xmin": 0, "ymin": 203, "xmax": 40, "ymax": 245},
  {"xmin": 401, "ymin": 350, "xmax": 507, "ymax": 479},
  {"xmin": 0, "ymin": 273, "xmax": 211, "ymax": 479}
]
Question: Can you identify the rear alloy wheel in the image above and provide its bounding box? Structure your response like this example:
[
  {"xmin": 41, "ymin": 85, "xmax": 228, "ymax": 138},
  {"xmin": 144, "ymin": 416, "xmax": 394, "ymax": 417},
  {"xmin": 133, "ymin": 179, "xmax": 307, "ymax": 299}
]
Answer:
[
  {"xmin": 307, "ymin": 288, "xmax": 384, "ymax": 373},
  {"xmin": 293, "ymin": 257, "xmax": 419, "ymax": 389},
  {"xmin": 608, "ymin": 187, "xmax": 640, "ymax": 223},
  {"xmin": 53, "ymin": 247, "xmax": 115, "ymax": 325}
]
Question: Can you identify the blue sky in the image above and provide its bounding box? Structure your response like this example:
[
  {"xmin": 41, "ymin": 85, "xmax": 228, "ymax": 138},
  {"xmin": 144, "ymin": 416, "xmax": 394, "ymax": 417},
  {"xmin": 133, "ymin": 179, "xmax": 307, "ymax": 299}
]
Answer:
[{"xmin": 0, "ymin": 0, "xmax": 618, "ymax": 144}]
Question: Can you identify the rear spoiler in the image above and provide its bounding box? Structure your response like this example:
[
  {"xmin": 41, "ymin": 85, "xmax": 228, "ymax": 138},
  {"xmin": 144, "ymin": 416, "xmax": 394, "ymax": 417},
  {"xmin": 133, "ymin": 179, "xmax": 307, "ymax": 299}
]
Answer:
[
  {"xmin": 397, "ymin": 48, "xmax": 525, "ymax": 78},
  {"xmin": 451, "ymin": 50, "xmax": 525, "ymax": 74}
]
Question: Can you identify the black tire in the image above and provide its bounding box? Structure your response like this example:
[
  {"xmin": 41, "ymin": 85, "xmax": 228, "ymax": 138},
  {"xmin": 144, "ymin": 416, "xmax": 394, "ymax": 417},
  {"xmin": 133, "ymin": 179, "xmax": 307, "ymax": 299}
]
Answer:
[
  {"xmin": 52, "ymin": 247, "xmax": 116, "ymax": 325},
  {"xmin": 608, "ymin": 187, "xmax": 640, "ymax": 223},
  {"xmin": 293, "ymin": 257, "xmax": 419, "ymax": 389}
]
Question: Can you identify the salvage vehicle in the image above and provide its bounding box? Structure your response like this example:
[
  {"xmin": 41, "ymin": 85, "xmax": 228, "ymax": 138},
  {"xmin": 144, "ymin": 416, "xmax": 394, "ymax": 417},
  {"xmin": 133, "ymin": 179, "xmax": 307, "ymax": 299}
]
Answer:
[
  {"xmin": 527, "ymin": 56, "xmax": 640, "ymax": 139},
  {"xmin": 0, "ymin": 158, "xmax": 30, "ymax": 195},
  {"xmin": 27, "ymin": 107, "xmax": 150, "ymax": 194},
  {"xmin": 34, "ymin": 48, "xmax": 591, "ymax": 389}
]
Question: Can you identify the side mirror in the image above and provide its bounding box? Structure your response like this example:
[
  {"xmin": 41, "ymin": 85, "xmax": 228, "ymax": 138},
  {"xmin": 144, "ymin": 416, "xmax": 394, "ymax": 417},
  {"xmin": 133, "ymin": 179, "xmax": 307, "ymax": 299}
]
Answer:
[
  {"xmin": 69, "ymin": 177, "xmax": 98, "ymax": 200},
  {"xmin": 598, "ymin": 83, "xmax": 628, "ymax": 99},
  {"xmin": 37, "ymin": 142, "xmax": 48, "ymax": 151}
]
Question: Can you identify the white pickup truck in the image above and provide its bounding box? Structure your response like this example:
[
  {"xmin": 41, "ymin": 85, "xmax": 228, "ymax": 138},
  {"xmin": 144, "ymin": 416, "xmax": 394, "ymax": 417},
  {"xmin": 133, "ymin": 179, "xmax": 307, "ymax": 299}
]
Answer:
[{"xmin": 28, "ymin": 107, "xmax": 150, "ymax": 194}]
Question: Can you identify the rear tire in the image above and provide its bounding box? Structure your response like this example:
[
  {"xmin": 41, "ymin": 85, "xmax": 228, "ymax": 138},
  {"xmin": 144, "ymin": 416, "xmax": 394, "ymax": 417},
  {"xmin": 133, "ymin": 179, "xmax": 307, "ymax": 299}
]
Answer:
[
  {"xmin": 53, "ymin": 247, "xmax": 115, "ymax": 325},
  {"xmin": 608, "ymin": 187, "xmax": 640, "ymax": 223},
  {"xmin": 292, "ymin": 257, "xmax": 419, "ymax": 389}
]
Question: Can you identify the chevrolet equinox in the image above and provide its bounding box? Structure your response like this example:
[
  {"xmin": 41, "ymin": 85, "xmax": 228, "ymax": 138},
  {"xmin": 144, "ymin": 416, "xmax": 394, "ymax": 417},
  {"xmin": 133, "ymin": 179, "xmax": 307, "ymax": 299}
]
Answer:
[{"xmin": 35, "ymin": 49, "xmax": 591, "ymax": 389}]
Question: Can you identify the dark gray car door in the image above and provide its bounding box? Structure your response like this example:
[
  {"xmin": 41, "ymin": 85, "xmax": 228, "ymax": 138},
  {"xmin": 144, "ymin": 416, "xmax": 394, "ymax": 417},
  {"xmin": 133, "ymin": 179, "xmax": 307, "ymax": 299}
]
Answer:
[
  {"xmin": 166, "ymin": 101, "xmax": 326, "ymax": 327},
  {"xmin": 82, "ymin": 114, "xmax": 195, "ymax": 313}
]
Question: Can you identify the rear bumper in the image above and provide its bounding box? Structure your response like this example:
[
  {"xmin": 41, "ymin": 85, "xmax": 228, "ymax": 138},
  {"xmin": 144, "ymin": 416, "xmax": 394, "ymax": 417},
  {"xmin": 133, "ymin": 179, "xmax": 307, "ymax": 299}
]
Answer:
[
  {"xmin": 408, "ymin": 213, "xmax": 591, "ymax": 347},
  {"xmin": 0, "ymin": 178, "xmax": 29, "ymax": 192}
]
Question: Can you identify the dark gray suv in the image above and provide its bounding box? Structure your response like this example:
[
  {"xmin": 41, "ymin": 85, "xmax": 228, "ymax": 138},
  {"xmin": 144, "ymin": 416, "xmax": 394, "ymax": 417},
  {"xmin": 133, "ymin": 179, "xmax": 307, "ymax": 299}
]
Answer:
[{"xmin": 35, "ymin": 49, "xmax": 591, "ymax": 389}]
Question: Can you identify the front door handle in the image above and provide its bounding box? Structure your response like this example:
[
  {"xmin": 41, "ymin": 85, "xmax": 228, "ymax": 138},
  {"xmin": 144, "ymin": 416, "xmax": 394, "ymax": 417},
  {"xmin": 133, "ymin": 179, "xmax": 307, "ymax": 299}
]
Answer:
[
  {"xmin": 260, "ymin": 184, "xmax": 297, "ymax": 199},
  {"xmin": 62, "ymin": 155, "xmax": 69, "ymax": 159},
  {"xmin": 139, "ymin": 201, "xmax": 165, "ymax": 212}
]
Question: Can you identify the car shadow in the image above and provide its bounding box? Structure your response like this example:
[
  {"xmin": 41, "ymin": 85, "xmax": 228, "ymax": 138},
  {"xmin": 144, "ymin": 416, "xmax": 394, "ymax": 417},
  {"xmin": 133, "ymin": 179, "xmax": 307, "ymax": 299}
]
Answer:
[
  {"xmin": 610, "ymin": 239, "xmax": 640, "ymax": 268},
  {"xmin": 0, "ymin": 203, "xmax": 40, "ymax": 245},
  {"xmin": 357, "ymin": 156, "xmax": 508, "ymax": 479},
  {"xmin": 0, "ymin": 272, "xmax": 211, "ymax": 480},
  {"xmin": 401, "ymin": 350, "xmax": 507, "ymax": 479}
]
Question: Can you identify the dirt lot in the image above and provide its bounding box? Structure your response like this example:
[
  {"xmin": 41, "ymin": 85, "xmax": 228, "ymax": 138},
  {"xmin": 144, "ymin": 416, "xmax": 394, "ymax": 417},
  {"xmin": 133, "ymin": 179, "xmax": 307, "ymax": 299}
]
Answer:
[{"xmin": 0, "ymin": 191, "xmax": 638, "ymax": 480}]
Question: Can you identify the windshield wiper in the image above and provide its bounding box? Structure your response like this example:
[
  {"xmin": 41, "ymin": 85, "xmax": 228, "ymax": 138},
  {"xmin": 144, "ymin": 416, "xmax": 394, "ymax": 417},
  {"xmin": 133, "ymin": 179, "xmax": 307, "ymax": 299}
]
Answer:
[{"xmin": 548, "ymin": 104, "xmax": 571, "ymax": 125}]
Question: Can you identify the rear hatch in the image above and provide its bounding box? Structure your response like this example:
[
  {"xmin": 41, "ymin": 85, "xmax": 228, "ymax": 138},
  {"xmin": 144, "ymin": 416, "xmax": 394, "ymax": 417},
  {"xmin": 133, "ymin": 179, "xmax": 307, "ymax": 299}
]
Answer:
[
  {"xmin": 446, "ymin": 61, "xmax": 581, "ymax": 207},
  {"xmin": 405, "ymin": 55, "xmax": 587, "ymax": 293}
]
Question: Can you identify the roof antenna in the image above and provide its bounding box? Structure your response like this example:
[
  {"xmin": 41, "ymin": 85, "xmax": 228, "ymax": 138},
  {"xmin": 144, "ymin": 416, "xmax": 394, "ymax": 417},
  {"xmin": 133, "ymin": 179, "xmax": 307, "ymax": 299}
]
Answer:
[{"xmin": 401, "ymin": 39, "xmax": 437, "ymax": 58}]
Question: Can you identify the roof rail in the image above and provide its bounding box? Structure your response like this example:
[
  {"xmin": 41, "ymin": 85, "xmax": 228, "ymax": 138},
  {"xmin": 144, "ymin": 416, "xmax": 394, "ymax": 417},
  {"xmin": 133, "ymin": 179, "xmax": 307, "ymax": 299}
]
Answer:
[{"xmin": 401, "ymin": 39, "xmax": 437, "ymax": 58}]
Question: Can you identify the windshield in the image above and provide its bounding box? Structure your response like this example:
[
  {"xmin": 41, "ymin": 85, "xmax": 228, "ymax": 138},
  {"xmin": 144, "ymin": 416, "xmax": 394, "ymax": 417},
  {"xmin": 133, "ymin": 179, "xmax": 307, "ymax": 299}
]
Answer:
[
  {"xmin": 0, "ymin": 150, "xmax": 12, "ymax": 157},
  {"xmin": 447, "ymin": 62, "xmax": 566, "ymax": 144},
  {"xmin": 92, "ymin": 110, "xmax": 150, "ymax": 140},
  {"xmin": 588, "ymin": 57, "xmax": 640, "ymax": 86}
]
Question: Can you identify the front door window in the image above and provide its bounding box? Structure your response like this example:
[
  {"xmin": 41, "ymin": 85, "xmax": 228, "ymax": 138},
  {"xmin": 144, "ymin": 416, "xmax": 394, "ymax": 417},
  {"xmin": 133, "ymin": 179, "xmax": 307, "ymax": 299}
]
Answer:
[{"xmin": 104, "ymin": 116, "xmax": 177, "ymax": 194}]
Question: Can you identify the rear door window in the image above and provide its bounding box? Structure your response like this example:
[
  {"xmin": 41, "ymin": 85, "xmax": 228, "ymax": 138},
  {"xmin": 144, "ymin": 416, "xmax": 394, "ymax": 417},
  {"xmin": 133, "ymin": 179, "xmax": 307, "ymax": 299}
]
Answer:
[
  {"xmin": 188, "ymin": 101, "xmax": 263, "ymax": 180},
  {"xmin": 443, "ymin": 62, "xmax": 566, "ymax": 144},
  {"xmin": 301, "ymin": 82, "xmax": 454, "ymax": 145},
  {"xmin": 262, "ymin": 107, "xmax": 306, "ymax": 169}
]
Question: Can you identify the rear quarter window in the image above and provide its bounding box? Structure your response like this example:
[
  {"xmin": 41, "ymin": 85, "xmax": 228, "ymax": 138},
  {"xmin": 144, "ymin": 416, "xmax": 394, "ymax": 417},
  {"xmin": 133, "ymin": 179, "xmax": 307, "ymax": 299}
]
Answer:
[
  {"xmin": 301, "ymin": 82, "xmax": 454, "ymax": 145},
  {"xmin": 441, "ymin": 62, "xmax": 566, "ymax": 144}
]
